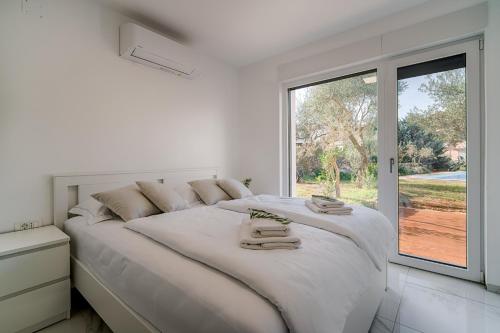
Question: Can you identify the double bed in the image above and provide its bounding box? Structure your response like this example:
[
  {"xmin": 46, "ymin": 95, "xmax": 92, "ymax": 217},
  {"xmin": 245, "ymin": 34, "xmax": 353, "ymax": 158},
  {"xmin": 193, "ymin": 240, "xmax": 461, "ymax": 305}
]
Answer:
[{"xmin": 53, "ymin": 169, "xmax": 390, "ymax": 333}]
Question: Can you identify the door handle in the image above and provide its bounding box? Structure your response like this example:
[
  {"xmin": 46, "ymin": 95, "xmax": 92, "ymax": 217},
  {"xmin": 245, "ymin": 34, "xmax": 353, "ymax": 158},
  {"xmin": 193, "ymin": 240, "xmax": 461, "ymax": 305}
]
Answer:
[{"xmin": 390, "ymin": 158, "xmax": 395, "ymax": 173}]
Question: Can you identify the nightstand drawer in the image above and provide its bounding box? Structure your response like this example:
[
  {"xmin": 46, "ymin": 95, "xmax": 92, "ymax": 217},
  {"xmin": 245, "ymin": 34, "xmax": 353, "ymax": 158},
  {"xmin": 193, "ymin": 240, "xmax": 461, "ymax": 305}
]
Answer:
[
  {"xmin": 0, "ymin": 279, "xmax": 70, "ymax": 333},
  {"xmin": 0, "ymin": 243, "xmax": 69, "ymax": 298}
]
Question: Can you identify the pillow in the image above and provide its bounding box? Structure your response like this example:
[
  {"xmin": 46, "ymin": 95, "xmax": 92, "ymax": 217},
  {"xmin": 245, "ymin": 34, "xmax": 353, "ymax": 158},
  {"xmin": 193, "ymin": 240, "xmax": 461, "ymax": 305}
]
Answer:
[
  {"xmin": 91, "ymin": 185, "xmax": 161, "ymax": 221},
  {"xmin": 189, "ymin": 179, "xmax": 230, "ymax": 205},
  {"xmin": 174, "ymin": 183, "xmax": 203, "ymax": 207},
  {"xmin": 136, "ymin": 181, "xmax": 188, "ymax": 213},
  {"xmin": 68, "ymin": 198, "xmax": 113, "ymax": 225},
  {"xmin": 216, "ymin": 178, "xmax": 253, "ymax": 199}
]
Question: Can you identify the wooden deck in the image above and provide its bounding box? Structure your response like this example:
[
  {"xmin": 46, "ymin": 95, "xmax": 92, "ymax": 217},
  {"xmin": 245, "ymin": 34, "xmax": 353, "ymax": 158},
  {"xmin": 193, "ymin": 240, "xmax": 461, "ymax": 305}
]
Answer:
[{"xmin": 399, "ymin": 207, "xmax": 466, "ymax": 267}]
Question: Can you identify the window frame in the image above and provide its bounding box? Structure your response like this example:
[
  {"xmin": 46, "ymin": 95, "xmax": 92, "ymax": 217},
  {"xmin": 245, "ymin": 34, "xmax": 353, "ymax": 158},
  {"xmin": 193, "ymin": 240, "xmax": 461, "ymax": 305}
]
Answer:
[{"xmin": 280, "ymin": 62, "xmax": 382, "ymax": 197}]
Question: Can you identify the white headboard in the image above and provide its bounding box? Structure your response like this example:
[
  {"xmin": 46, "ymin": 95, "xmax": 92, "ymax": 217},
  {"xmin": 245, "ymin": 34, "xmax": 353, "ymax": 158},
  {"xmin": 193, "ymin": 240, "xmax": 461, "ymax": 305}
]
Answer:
[{"xmin": 53, "ymin": 168, "xmax": 218, "ymax": 229}]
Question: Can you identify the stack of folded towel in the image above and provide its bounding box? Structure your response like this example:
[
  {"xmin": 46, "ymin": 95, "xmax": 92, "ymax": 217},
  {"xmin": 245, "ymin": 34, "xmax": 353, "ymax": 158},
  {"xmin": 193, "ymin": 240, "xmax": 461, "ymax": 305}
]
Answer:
[
  {"xmin": 305, "ymin": 195, "xmax": 353, "ymax": 215},
  {"xmin": 239, "ymin": 209, "xmax": 301, "ymax": 250}
]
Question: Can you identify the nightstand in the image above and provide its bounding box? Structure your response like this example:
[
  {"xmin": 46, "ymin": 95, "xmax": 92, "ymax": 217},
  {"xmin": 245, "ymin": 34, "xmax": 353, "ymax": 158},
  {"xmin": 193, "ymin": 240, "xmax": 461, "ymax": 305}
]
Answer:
[{"xmin": 0, "ymin": 225, "xmax": 70, "ymax": 333}]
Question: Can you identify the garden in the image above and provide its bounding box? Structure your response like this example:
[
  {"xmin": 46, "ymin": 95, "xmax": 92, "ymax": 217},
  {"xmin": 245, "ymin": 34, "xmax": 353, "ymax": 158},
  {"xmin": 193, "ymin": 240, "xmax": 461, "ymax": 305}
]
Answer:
[{"xmin": 293, "ymin": 68, "xmax": 466, "ymax": 212}]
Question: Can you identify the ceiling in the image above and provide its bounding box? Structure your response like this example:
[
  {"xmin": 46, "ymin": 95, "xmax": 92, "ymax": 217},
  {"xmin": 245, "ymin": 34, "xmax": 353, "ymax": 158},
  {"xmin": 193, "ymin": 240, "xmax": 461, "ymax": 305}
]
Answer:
[{"xmin": 100, "ymin": 0, "xmax": 452, "ymax": 66}]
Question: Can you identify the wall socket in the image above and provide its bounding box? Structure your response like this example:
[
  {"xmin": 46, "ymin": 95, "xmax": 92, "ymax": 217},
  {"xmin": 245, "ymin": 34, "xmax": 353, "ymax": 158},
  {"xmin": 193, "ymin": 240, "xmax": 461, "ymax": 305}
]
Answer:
[{"xmin": 14, "ymin": 220, "xmax": 41, "ymax": 231}]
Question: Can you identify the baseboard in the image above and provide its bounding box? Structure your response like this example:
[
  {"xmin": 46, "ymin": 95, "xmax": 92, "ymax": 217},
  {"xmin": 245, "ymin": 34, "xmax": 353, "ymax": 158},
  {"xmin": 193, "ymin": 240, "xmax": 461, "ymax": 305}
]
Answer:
[{"xmin": 486, "ymin": 284, "xmax": 500, "ymax": 294}]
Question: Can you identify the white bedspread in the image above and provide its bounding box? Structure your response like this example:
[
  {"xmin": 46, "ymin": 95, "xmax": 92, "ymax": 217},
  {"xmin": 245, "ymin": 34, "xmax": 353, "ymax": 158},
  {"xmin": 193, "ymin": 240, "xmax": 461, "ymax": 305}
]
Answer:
[
  {"xmin": 218, "ymin": 195, "xmax": 395, "ymax": 271},
  {"xmin": 65, "ymin": 216, "xmax": 287, "ymax": 333},
  {"xmin": 125, "ymin": 204, "xmax": 383, "ymax": 333}
]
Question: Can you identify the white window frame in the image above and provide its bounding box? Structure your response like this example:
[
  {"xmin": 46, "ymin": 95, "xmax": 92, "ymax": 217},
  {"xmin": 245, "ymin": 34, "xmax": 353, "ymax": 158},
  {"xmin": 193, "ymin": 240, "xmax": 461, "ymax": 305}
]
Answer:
[
  {"xmin": 280, "ymin": 61, "xmax": 383, "ymax": 197},
  {"xmin": 384, "ymin": 39, "xmax": 481, "ymax": 281}
]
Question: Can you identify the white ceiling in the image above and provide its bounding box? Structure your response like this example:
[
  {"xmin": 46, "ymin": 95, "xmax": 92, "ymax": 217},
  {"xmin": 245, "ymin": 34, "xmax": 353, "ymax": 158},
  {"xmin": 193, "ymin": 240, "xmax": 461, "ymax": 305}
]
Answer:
[{"xmin": 100, "ymin": 0, "xmax": 476, "ymax": 66}]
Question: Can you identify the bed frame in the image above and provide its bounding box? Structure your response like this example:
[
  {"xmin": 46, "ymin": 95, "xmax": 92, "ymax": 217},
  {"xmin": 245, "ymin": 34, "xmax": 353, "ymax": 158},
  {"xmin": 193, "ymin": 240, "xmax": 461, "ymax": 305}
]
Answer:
[{"xmin": 53, "ymin": 168, "xmax": 386, "ymax": 333}]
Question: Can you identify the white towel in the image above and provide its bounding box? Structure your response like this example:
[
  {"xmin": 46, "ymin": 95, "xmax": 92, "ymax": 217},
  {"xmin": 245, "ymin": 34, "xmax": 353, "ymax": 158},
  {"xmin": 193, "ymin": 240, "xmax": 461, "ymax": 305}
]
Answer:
[
  {"xmin": 250, "ymin": 218, "xmax": 289, "ymax": 238},
  {"xmin": 240, "ymin": 220, "xmax": 301, "ymax": 250},
  {"xmin": 311, "ymin": 195, "xmax": 345, "ymax": 208},
  {"xmin": 306, "ymin": 200, "xmax": 353, "ymax": 215}
]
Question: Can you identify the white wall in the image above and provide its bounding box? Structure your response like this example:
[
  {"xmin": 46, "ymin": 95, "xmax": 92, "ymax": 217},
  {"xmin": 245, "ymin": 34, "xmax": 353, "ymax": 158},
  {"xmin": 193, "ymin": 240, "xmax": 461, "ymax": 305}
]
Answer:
[
  {"xmin": 484, "ymin": 0, "xmax": 500, "ymax": 290},
  {"xmin": 0, "ymin": 0, "xmax": 238, "ymax": 233},
  {"xmin": 236, "ymin": 1, "xmax": 500, "ymax": 287}
]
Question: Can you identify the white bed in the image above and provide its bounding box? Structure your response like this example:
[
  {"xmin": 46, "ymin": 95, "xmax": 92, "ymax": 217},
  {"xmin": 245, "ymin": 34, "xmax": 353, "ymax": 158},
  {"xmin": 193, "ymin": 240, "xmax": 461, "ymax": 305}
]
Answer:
[
  {"xmin": 65, "ymin": 216, "xmax": 287, "ymax": 333},
  {"xmin": 53, "ymin": 169, "xmax": 388, "ymax": 333}
]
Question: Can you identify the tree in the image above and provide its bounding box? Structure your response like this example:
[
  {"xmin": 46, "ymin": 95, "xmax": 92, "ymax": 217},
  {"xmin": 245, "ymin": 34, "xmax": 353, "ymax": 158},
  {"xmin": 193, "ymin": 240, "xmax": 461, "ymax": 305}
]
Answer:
[
  {"xmin": 296, "ymin": 74, "xmax": 377, "ymax": 188},
  {"xmin": 320, "ymin": 148, "xmax": 343, "ymax": 197},
  {"xmin": 406, "ymin": 69, "xmax": 466, "ymax": 147},
  {"xmin": 398, "ymin": 119, "xmax": 451, "ymax": 173}
]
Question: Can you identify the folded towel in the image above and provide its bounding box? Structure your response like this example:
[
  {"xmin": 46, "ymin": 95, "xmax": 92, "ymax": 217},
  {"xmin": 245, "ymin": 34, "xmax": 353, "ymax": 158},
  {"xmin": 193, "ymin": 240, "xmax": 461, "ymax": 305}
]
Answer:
[
  {"xmin": 240, "ymin": 220, "xmax": 301, "ymax": 250},
  {"xmin": 250, "ymin": 218, "xmax": 289, "ymax": 238},
  {"xmin": 306, "ymin": 200, "xmax": 353, "ymax": 215},
  {"xmin": 311, "ymin": 195, "xmax": 345, "ymax": 208}
]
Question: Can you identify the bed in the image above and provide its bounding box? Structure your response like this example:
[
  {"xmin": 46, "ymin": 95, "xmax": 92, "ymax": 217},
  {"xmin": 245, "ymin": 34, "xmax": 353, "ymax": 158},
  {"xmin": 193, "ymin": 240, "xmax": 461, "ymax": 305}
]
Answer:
[{"xmin": 53, "ymin": 169, "xmax": 389, "ymax": 333}]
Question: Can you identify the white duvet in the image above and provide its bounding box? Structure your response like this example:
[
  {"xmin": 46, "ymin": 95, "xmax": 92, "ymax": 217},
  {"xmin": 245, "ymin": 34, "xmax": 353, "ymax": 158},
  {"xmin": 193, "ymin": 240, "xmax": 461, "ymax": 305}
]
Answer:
[
  {"xmin": 218, "ymin": 195, "xmax": 394, "ymax": 271},
  {"xmin": 125, "ymin": 196, "xmax": 394, "ymax": 333}
]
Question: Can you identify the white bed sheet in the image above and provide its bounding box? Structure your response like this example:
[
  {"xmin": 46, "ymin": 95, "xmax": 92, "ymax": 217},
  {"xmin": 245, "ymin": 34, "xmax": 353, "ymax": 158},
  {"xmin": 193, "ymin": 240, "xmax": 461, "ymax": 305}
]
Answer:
[
  {"xmin": 125, "ymin": 205, "xmax": 381, "ymax": 333},
  {"xmin": 64, "ymin": 216, "xmax": 287, "ymax": 333}
]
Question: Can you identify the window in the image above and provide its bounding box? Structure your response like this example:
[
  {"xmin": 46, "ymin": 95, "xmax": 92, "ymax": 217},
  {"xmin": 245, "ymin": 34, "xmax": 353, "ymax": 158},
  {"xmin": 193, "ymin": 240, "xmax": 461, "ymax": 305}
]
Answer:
[{"xmin": 288, "ymin": 70, "xmax": 378, "ymax": 209}]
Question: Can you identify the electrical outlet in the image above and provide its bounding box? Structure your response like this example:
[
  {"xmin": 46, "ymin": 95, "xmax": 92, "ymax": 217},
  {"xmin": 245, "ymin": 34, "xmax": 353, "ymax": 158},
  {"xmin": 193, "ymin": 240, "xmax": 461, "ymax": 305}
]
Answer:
[
  {"xmin": 14, "ymin": 222, "xmax": 31, "ymax": 231},
  {"xmin": 14, "ymin": 219, "xmax": 42, "ymax": 231}
]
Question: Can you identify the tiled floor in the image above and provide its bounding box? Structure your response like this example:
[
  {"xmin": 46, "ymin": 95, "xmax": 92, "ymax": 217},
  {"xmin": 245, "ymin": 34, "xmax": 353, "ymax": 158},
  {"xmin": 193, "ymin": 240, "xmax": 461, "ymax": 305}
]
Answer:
[
  {"xmin": 370, "ymin": 263, "xmax": 500, "ymax": 333},
  {"xmin": 40, "ymin": 263, "xmax": 500, "ymax": 333}
]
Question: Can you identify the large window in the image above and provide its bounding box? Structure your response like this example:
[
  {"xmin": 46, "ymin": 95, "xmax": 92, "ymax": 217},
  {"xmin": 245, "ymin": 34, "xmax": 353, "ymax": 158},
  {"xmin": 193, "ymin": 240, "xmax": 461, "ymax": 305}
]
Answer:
[{"xmin": 288, "ymin": 70, "xmax": 378, "ymax": 209}]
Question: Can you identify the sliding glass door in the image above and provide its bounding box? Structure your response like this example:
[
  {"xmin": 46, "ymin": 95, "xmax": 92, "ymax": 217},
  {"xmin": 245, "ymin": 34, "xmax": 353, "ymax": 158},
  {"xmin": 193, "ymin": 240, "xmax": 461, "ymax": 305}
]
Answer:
[{"xmin": 385, "ymin": 40, "xmax": 481, "ymax": 281}]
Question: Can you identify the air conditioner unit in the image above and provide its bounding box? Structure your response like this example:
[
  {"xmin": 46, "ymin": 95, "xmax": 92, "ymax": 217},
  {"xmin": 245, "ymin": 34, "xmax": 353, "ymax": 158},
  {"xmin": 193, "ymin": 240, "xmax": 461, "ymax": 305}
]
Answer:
[{"xmin": 119, "ymin": 23, "xmax": 197, "ymax": 78}]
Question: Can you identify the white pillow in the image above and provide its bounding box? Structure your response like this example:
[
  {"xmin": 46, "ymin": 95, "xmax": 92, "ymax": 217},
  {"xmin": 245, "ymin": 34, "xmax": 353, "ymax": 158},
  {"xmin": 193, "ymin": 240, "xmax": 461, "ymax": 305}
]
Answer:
[
  {"xmin": 174, "ymin": 183, "xmax": 204, "ymax": 207},
  {"xmin": 69, "ymin": 198, "xmax": 114, "ymax": 225},
  {"xmin": 216, "ymin": 178, "xmax": 253, "ymax": 199},
  {"xmin": 91, "ymin": 185, "xmax": 161, "ymax": 222},
  {"xmin": 189, "ymin": 179, "xmax": 231, "ymax": 205},
  {"xmin": 136, "ymin": 181, "xmax": 188, "ymax": 212}
]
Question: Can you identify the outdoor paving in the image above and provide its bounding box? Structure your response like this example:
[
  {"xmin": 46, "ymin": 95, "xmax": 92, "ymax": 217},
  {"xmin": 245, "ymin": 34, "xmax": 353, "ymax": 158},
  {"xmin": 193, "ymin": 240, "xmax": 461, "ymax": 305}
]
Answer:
[{"xmin": 399, "ymin": 207, "xmax": 466, "ymax": 267}]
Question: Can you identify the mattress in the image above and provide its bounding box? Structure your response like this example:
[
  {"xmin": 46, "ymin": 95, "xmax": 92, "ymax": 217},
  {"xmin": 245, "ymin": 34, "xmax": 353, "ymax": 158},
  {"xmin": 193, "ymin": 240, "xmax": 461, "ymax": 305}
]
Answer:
[{"xmin": 64, "ymin": 216, "xmax": 287, "ymax": 333}]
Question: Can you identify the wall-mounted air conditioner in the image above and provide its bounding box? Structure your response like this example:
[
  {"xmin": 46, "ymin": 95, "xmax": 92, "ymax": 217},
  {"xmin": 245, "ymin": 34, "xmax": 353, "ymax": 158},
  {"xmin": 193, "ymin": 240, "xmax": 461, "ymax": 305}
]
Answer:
[{"xmin": 119, "ymin": 23, "xmax": 197, "ymax": 78}]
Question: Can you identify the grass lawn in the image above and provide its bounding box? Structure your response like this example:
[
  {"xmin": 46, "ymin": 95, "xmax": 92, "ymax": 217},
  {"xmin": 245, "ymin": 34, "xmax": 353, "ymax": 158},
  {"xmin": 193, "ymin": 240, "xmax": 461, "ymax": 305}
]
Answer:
[
  {"xmin": 296, "ymin": 181, "xmax": 378, "ymax": 208},
  {"xmin": 399, "ymin": 178, "xmax": 466, "ymax": 212},
  {"xmin": 296, "ymin": 177, "xmax": 466, "ymax": 211}
]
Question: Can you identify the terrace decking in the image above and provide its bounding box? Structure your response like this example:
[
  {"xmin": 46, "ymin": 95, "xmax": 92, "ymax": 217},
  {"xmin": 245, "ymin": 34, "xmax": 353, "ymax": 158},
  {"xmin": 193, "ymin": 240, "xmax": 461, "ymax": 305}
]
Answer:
[{"xmin": 399, "ymin": 207, "xmax": 466, "ymax": 267}]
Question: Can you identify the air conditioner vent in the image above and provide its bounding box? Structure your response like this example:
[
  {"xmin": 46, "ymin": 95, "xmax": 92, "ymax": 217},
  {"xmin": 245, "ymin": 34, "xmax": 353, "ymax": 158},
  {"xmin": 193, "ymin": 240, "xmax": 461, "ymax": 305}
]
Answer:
[{"xmin": 120, "ymin": 23, "xmax": 197, "ymax": 79}]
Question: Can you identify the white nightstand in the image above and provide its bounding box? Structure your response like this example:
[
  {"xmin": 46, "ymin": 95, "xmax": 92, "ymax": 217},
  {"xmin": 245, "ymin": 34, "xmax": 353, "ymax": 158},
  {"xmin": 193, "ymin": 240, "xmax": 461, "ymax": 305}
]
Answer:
[{"xmin": 0, "ymin": 225, "xmax": 70, "ymax": 333}]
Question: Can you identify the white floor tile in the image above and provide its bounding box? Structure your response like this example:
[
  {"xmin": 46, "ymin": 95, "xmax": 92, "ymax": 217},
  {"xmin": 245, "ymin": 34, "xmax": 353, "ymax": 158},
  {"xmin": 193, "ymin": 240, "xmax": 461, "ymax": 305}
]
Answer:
[
  {"xmin": 377, "ymin": 287, "xmax": 403, "ymax": 322},
  {"xmin": 397, "ymin": 283, "xmax": 500, "ymax": 333},
  {"xmin": 369, "ymin": 316, "xmax": 394, "ymax": 333},
  {"xmin": 407, "ymin": 268, "xmax": 500, "ymax": 308},
  {"xmin": 392, "ymin": 322, "xmax": 423, "ymax": 333},
  {"xmin": 375, "ymin": 263, "xmax": 409, "ymax": 322},
  {"xmin": 388, "ymin": 263, "xmax": 410, "ymax": 293},
  {"xmin": 464, "ymin": 287, "xmax": 500, "ymax": 309}
]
